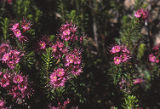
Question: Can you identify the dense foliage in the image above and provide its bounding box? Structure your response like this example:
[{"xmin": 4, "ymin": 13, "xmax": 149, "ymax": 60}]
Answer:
[{"xmin": 0, "ymin": 0, "xmax": 160, "ymax": 109}]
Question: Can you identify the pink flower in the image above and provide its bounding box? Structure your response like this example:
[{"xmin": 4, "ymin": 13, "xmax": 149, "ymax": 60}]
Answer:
[
  {"xmin": 59, "ymin": 22, "xmax": 78, "ymax": 41},
  {"xmin": 56, "ymin": 41, "xmax": 64, "ymax": 48},
  {"xmin": 114, "ymin": 56, "xmax": 121, "ymax": 65},
  {"xmin": 1, "ymin": 53, "xmax": 10, "ymax": 62},
  {"xmin": 110, "ymin": 45, "xmax": 121, "ymax": 54},
  {"xmin": 65, "ymin": 49, "xmax": 81, "ymax": 66},
  {"xmin": 141, "ymin": 10, "xmax": 148, "ymax": 19},
  {"xmin": 134, "ymin": 9, "xmax": 143, "ymax": 18},
  {"xmin": 71, "ymin": 65, "xmax": 82, "ymax": 75},
  {"xmin": 18, "ymin": 83, "xmax": 27, "ymax": 92},
  {"xmin": 156, "ymin": 59, "xmax": 159, "ymax": 63},
  {"xmin": 39, "ymin": 41, "xmax": 46, "ymax": 50},
  {"xmin": 56, "ymin": 68, "xmax": 65, "ymax": 77},
  {"xmin": 120, "ymin": 54, "xmax": 130, "ymax": 62},
  {"xmin": 50, "ymin": 71, "xmax": 67, "ymax": 88},
  {"xmin": 10, "ymin": 23, "xmax": 19, "ymax": 31},
  {"xmin": 0, "ymin": 74, "xmax": 10, "ymax": 88},
  {"xmin": 65, "ymin": 54, "xmax": 74, "ymax": 66},
  {"xmin": 133, "ymin": 78, "xmax": 144, "ymax": 85},
  {"xmin": 134, "ymin": 9, "xmax": 148, "ymax": 19},
  {"xmin": 1, "ymin": 50, "xmax": 22, "ymax": 69},
  {"xmin": 0, "ymin": 43, "xmax": 10, "ymax": 57},
  {"xmin": 152, "ymin": 45, "xmax": 159, "ymax": 51},
  {"xmin": 7, "ymin": 0, "xmax": 12, "ymax": 4},
  {"xmin": 0, "ymin": 100, "xmax": 5, "ymax": 107},
  {"xmin": 13, "ymin": 74, "xmax": 23, "ymax": 84},
  {"xmin": 52, "ymin": 45, "xmax": 57, "ymax": 53},
  {"xmin": 122, "ymin": 46, "xmax": 130, "ymax": 53},
  {"xmin": 18, "ymin": 35, "xmax": 28, "ymax": 43},
  {"xmin": 13, "ymin": 29, "xmax": 21, "ymax": 38},
  {"xmin": 21, "ymin": 19, "xmax": 32, "ymax": 31},
  {"xmin": 63, "ymin": 29, "xmax": 71, "ymax": 36},
  {"xmin": 50, "ymin": 73, "xmax": 57, "ymax": 82},
  {"xmin": 80, "ymin": 36, "xmax": 83, "ymax": 43},
  {"xmin": 63, "ymin": 98, "xmax": 70, "ymax": 106},
  {"xmin": 149, "ymin": 54, "xmax": 156, "ymax": 63},
  {"xmin": 0, "ymin": 72, "xmax": 3, "ymax": 76}
]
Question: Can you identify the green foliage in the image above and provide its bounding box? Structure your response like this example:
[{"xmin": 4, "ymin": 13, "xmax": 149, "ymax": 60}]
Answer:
[
  {"xmin": 22, "ymin": 51, "xmax": 36, "ymax": 69},
  {"xmin": 120, "ymin": 16, "xmax": 142, "ymax": 51},
  {"xmin": 57, "ymin": 0, "xmax": 88, "ymax": 33},
  {"xmin": 122, "ymin": 95, "xmax": 139, "ymax": 109},
  {"xmin": 41, "ymin": 48, "xmax": 53, "ymax": 73},
  {"xmin": 14, "ymin": 0, "xmax": 30, "ymax": 18},
  {"xmin": 0, "ymin": 17, "xmax": 9, "ymax": 41},
  {"xmin": 137, "ymin": 43, "xmax": 146, "ymax": 59}
]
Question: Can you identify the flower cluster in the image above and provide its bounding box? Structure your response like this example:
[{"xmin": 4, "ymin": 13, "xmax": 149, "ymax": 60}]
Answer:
[
  {"xmin": 0, "ymin": 72, "xmax": 10, "ymax": 88},
  {"xmin": 0, "ymin": 43, "xmax": 23, "ymax": 69},
  {"xmin": 0, "ymin": 99, "xmax": 7, "ymax": 109},
  {"xmin": 49, "ymin": 22, "xmax": 83, "ymax": 88},
  {"xmin": 0, "ymin": 43, "xmax": 10, "ymax": 59},
  {"xmin": 148, "ymin": 45, "xmax": 160, "ymax": 63},
  {"xmin": 0, "ymin": 71, "xmax": 32, "ymax": 104},
  {"xmin": 65, "ymin": 48, "xmax": 82, "ymax": 75},
  {"xmin": 49, "ymin": 98, "xmax": 70, "ymax": 109},
  {"xmin": 59, "ymin": 22, "xmax": 83, "ymax": 42},
  {"xmin": 10, "ymin": 18, "xmax": 31, "ymax": 42},
  {"xmin": 134, "ymin": 9, "xmax": 148, "ymax": 20},
  {"xmin": 110, "ymin": 45, "xmax": 130, "ymax": 65},
  {"xmin": 50, "ymin": 68, "xmax": 66, "ymax": 88},
  {"xmin": 52, "ymin": 40, "xmax": 68, "ymax": 59},
  {"xmin": 38, "ymin": 36, "xmax": 52, "ymax": 50},
  {"xmin": 133, "ymin": 78, "xmax": 144, "ymax": 85}
]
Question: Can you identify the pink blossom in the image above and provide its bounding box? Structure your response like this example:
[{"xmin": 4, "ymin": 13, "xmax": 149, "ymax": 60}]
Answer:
[
  {"xmin": 56, "ymin": 41, "xmax": 64, "ymax": 48},
  {"xmin": 39, "ymin": 41, "xmax": 46, "ymax": 50},
  {"xmin": 13, "ymin": 29, "xmax": 21, "ymax": 38},
  {"xmin": 0, "ymin": 100, "xmax": 5, "ymax": 107},
  {"xmin": 65, "ymin": 54, "xmax": 74, "ymax": 66},
  {"xmin": 149, "ymin": 54, "xmax": 156, "ymax": 63},
  {"xmin": 0, "ymin": 72, "xmax": 3, "ymax": 76},
  {"xmin": 152, "ymin": 45, "xmax": 159, "ymax": 51},
  {"xmin": 51, "ymin": 41, "xmax": 67, "ymax": 59},
  {"xmin": 65, "ymin": 49, "xmax": 81, "ymax": 66},
  {"xmin": 59, "ymin": 22, "xmax": 78, "ymax": 41},
  {"xmin": 120, "ymin": 54, "xmax": 130, "ymax": 62},
  {"xmin": 1, "ymin": 53, "xmax": 10, "ymax": 62},
  {"xmin": 80, "ymin": 36, "xmax": 83, "ymax": 43},
  {"xmin": 50, "ymin": 73, "xmax": 57, "ymax": 82},
  {"xmin": 133, "ymin": 78, "xmax": 144, "ymax": 85},
  {"xmin": 63, "ymin": 98, "xmax": 70, "ymax": 106},
  {"xmin": 18, "ymin": 83, "xmax": 27, "ymax": 92},
  {"xmin": 122, "ymin": 47, "xmax": 130, "ymax": 53},
  {"xmin": 110, "ymin": 45, "xmax": 121, "ymax": 54},
  {"xmin": 10, "ymin": 23, "xmax": 19, "ymax": 31},
  {"xmin": 56, "ymin": 68, "xmax": 65, "ymax": 77},
  {"xmin": 13, "ymin": 74, "xmax": 23, "ymax": 84},
  {"xmin": 0, "ymin": 74, "xmax": 10, "ymax": 88},
  {"xmin": 114, "ymin": 56, "xmax": 121, "ymax": 65},
  {"xmin": 71, "ymin": 65, "xmax": 82, "ymax": 75},
  {"xmin": 1, "ymin": 50, "xmax": 22, "ymax": 69},
  {"xmin": 63, "ymin": 29, "xmax": 71, "ymax": 36},
  {"xmin": 134, "ymin": 9, "xmax": 143, "ymax": 18},
  {"xmin": 18, "ymin": 35, "xmax": 28, "ymax": 43},
  {"xmin": 156, "ymin": 59, "xmax": 159, "ymax": 63},
  {"xmin": 21, "ymin": 19, "xmax": 32, "ymax": 31},
  {"xmin": 52, "ymin": 45, "xmax": 57, "ymax": 53},
  {"xmin": 0, "ymin": 43, "xmax": 10, "ymax": 57},
  {"xmin": 141, "ymin": 10, "xmax": 148, "ymax": 19},
  {"xmin": 135, "ymin": 9, "xmax": 148, "ymax": 19},
  {"xmin": 50, "ymin": 71, "xmax": 67, "ymax": 88},
  {"xmin": 7, "ymin": 0, "xmax": 12, "ymax": 4}
]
